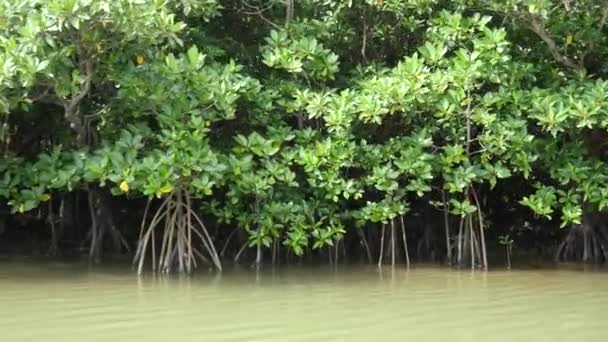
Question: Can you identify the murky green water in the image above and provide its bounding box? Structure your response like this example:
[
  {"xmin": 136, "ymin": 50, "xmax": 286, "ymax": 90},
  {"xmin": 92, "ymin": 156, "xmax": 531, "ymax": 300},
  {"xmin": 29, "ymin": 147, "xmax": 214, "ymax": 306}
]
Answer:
[{"xmin": 1, "ymin": 260, "xmax": 607, "ymax": 341}]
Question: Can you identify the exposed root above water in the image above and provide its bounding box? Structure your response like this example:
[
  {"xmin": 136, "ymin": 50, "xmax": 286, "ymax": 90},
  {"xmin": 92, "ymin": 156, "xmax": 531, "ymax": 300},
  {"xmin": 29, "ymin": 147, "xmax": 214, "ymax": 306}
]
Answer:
[
  {"xmin": 555, "ymin": 223, "xmax": 608, "ymax": 263},
  {"xmin": 133, "ymin": 190, "xmax": 221, "ymax": 274}
]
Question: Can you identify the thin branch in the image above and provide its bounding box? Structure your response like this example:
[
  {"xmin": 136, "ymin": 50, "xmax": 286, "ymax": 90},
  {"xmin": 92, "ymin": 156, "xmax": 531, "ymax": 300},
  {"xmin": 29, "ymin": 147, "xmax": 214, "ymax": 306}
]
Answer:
[
  {"xmin": 61, "ymin": 56, "xmax": 94, "ymax": 142},
  {"xmin": 220, "ymin": 228, "xmax": 238, "ymax": 257},
  {"xmin": 30, "ymin": 87, "xmax": 53, "ymax": 103},
  {"xmin": 65, "ymin": 58, "xmax": 94, "ymax": 112},
  {"xmin": 526, "ymin": 15, "xmax": 582, "ymax": 70},
  {"xmin": 361, "ymin": 15, "xmax": 368, "ymax": 63},
  {"xmin": 240, "ymin": 0, "xmax": 280, "ymax": 28},
  {"xmin": 242, "ymin": 0, "xmax": 273, "ymax": 12}
]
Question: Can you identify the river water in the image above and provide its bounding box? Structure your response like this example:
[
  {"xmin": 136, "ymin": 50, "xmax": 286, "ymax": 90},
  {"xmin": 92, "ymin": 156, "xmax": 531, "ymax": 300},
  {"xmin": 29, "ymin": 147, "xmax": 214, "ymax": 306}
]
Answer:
[{"xmin": 1, "ymin": 260, "xmax": 607, "ymax": 341}]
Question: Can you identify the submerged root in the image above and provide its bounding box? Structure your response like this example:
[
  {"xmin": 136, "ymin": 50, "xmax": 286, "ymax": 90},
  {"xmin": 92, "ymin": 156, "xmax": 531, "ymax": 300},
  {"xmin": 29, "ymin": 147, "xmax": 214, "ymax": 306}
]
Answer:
[{"xmin": 134, "ymin": 190, "xmax": 221, "ymax": 274}]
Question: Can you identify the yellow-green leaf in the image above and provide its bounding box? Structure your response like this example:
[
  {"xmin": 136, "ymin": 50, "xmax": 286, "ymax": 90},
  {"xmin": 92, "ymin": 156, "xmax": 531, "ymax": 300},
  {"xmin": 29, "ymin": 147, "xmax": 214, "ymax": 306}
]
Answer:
[
  {"xmin": 159, "ymin": 184, "xmax": 174, "ymax": 194},
  {"xmin": 119, "ymin": 181, "xmax": 130, "ymax": 193},
  {"xmin": 40, "ymin": 194, "xmax": 51, "ymax": 202}
]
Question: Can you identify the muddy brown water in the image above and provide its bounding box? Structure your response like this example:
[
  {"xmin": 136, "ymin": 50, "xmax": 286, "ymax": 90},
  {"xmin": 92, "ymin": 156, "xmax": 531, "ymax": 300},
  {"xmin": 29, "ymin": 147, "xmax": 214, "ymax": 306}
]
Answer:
[{"xmin": 1, "ymin": 259, "xmax": 607, "ymax": 341}]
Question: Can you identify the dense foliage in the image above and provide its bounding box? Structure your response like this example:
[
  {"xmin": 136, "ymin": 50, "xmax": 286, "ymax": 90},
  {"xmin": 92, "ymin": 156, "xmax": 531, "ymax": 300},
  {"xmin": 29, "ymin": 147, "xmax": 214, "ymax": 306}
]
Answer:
[{"xmin": 2, "ymin": 0, "xmax": 608, "ymax": 272}]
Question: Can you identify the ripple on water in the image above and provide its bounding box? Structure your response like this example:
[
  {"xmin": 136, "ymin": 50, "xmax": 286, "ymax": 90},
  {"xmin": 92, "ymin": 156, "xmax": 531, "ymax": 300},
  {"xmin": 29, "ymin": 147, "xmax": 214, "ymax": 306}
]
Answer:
[{"xmin": 1, "ymin": 261, "xmax": 608, "ymax": 342}]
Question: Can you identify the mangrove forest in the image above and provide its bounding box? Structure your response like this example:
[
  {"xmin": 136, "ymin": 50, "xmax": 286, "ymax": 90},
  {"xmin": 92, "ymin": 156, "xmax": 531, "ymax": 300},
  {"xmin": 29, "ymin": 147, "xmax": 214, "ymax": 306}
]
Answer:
[{"xmin": 2, "ymin": 0, "xmax": 608, "ymax": 273}]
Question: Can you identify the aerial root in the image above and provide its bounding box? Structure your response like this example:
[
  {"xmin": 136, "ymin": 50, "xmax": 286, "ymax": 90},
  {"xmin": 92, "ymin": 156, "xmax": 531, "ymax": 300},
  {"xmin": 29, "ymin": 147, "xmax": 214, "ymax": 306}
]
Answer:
[{"xmin": 134, "ymin": 190, "xmax": 221, "ymax": 274}]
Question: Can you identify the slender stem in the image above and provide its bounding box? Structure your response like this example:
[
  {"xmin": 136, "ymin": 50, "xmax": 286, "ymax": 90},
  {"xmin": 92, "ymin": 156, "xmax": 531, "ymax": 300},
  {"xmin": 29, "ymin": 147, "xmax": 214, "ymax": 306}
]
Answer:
[
  {"xmin": 378, "ymin": 223, "xmax": 386, "ymax": 267},
  {"xmin": 163, "ymin": 195, "xmax": 180, "ymax": 272},
  {"xmin": 134, "ymin": 196, "xmax": 170, "ymax": 266},
  {"xmin": 234, "ymin": 241, "xmax": 248, "ymax": 263},
  {"xmin": 110, "ymin": 225, "xmax": 130, "ymax": 252},
  {"xmin": 471, "ymin": 221, "xmax": 482, "ymax": 265},
  {"xmin": 185, "ymin": 193, "xmax": 193, "ymax": 273},
  {"xmin": 138, "ymin": 198, "xmax": 151, "ymax": 249},
  {"xmin": 221, "ymin": 228, "xmax": 238, "ymax": 257},
  {"xmin": 157, "ymin": 201, "xmax": 172, "ymax": 272},
  {"xmin": 469, "ymin": 214, "xmax": 475, "ymax": 270},
  {"xmin": 151, "ymin": 222, "xmax": 156, "ymax": 272},
  {"xmin": 255, "ymin": 243, "xmax": 262, "ymax": 268},
  {"xmin": 361, "ymin": 13, "xmax": 368, "ymax": 62},
  {"xmin": 457, "ymin": 216, "xmax": 464, "ymax": 267},
  {"xmin": 253, "ymin": 196, "xmax": 262, "ymax": 268},
  {"xmin": 463, "ymin": 216, "xmax": 471, "ymax": 265},
  {"xmin": 176, "ymin": 208, "xmax": 185, "ymax": 273},
  {"xmin": 87, "ymin": 191, "xmax": 98, "ymax": 262},
  {"xmin": 471, "ymin": 187, "xmax": 488, "ymax": 270},
  {"xmin": 191, "ymin": 246, "xmax": 209, "ymax": 266},
  {"xmin": 442, "ymin": 190, "xmax": 451, "ymax": 264},
  {"xmin": 400, "ymin": 216, "xmax": 410, "ymax": 267},
  {"xmin": 334, "ymin": 239, "xmax": 339, "ymax": 265},
  {"xmin": 136, "ymin": 201, "xmax": 169, "ymax": 274},
  {"xmin": 272, "ymin": 239, "xmax": 277, "ymax": 266},
  {"xmin": 358, "ymin": 229, "xmax": 372, "ymax": 263},
  {"xmin": 137, "ymin": 200, "xmax": 169, "ymax": 274},
  {"xmin": 179, "ymin": 203, "xmax": 222, "ymax": 270},
  {"xmin": 390, "ymin": 218, "xmax": 396, "ymax": 266}
]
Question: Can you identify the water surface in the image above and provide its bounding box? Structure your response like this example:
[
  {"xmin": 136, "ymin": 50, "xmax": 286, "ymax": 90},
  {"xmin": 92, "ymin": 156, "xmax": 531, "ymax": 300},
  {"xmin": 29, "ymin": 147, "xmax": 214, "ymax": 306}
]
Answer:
[{"xmin": 1, "ymin": 260, "xmax": 607, "ymax": 341}]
